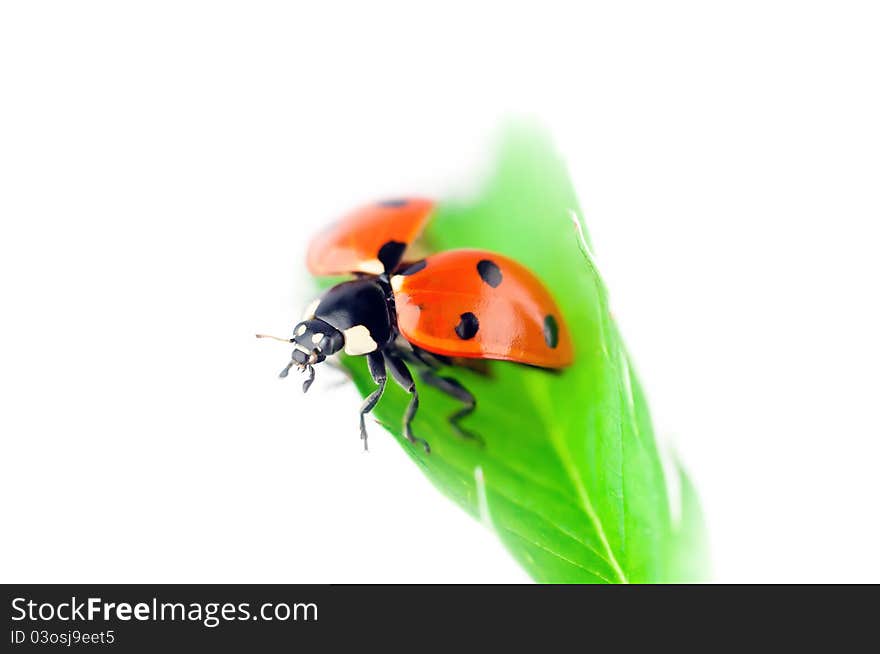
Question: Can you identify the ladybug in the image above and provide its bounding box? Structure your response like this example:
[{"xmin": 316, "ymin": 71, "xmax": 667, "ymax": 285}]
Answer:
[{"xmin": 259, "ymin": 198, "xmax": 573, "ymax": 452}]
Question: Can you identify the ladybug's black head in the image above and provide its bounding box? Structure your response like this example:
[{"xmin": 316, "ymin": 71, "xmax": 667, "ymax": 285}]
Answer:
[
  {"xmin": 290, "ymin": 318, "xmax": 344, "ymax": 367},
  {"xmin": 256, "ymin": 318, "xmax": 344, "ymax": 393}
]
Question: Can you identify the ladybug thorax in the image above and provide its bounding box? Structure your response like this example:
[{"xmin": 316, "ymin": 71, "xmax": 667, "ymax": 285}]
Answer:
[{"xmin": 305, "ymin": 278, "xmax": 395, "ymax": 356}]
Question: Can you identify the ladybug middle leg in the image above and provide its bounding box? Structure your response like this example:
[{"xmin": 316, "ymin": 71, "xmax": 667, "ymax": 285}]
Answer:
[
  {"xmin": 392, "ymin": 343, "xmax": 481, "ymax": 443},
  {"xmin": 384, "ymin": 351, "xmax": 430, "ymax": 453}
]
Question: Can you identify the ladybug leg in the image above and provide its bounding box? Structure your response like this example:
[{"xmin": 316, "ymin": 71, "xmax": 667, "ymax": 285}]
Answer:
[
  {"xmin": 384, "ymin": 352, "xmax": 430, "ymax": 454},
  {"xmin": 358, "ymin": 351, "xmax": 387, "ymax": 451},
  {"xmin": 419, "ymin": 371, "xmax": 481, "ymax": 443}
]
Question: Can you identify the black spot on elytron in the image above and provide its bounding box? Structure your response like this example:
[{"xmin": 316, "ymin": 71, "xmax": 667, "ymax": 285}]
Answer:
[
  {"xmin": 377, "ymin": 240, "xmax": 406, "ymax": 272},
  {"xmin": 399, "ymin": 259, "xmax": 427, "ymax": 276},
  {"xmin": 378, "ymin": 198, "xmax": 409, "ymax": 208},
  {"xmin": 543, "ymin": 315, "xmax": 559, "ymax": 349},
  {"xmin": 477, "ymin": 259, "xmax": 503, "ymax": 288},
  {"xmin": 455, "ymin": 312, "xmax": 480, "ymax": 340}
]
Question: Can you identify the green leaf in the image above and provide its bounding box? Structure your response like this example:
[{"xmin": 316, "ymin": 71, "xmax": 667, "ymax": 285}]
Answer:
[
  {"xmin": 667, "ymin": 456, "xmax": 711, "ymax": 583},
  {"xmin": 322, "ymin": 122, "xmax": 707, "ymax": 583}
]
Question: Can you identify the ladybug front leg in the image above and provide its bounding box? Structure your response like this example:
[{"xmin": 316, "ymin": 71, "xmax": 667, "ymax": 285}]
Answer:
[
  {"xmin": 358, "ymin": 351, "xmax": 387, "ymax": 451},
  {"xmin": 384, "ymin": 352, "xmax": 430, "ymax": 454}
]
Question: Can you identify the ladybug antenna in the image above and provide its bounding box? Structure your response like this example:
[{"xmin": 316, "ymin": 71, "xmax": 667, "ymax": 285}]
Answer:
[
  {"xmin": 302, "ymin": 364, "xmax": 316, "ymax": 393},
  {"xmin": 256, "ymin": 333, "xmax": 294, "ymax": 343}
]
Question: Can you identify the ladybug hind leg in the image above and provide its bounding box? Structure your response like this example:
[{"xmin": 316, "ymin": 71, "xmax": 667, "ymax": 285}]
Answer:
[{"xmin": 384, "ymin": 352, "xmax": 430, "ymax": 453}]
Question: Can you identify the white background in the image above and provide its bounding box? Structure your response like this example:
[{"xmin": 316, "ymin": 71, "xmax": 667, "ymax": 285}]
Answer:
[{"xmin": 1, "ymin": 2, "xmax": 878, "ymax": 583}]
